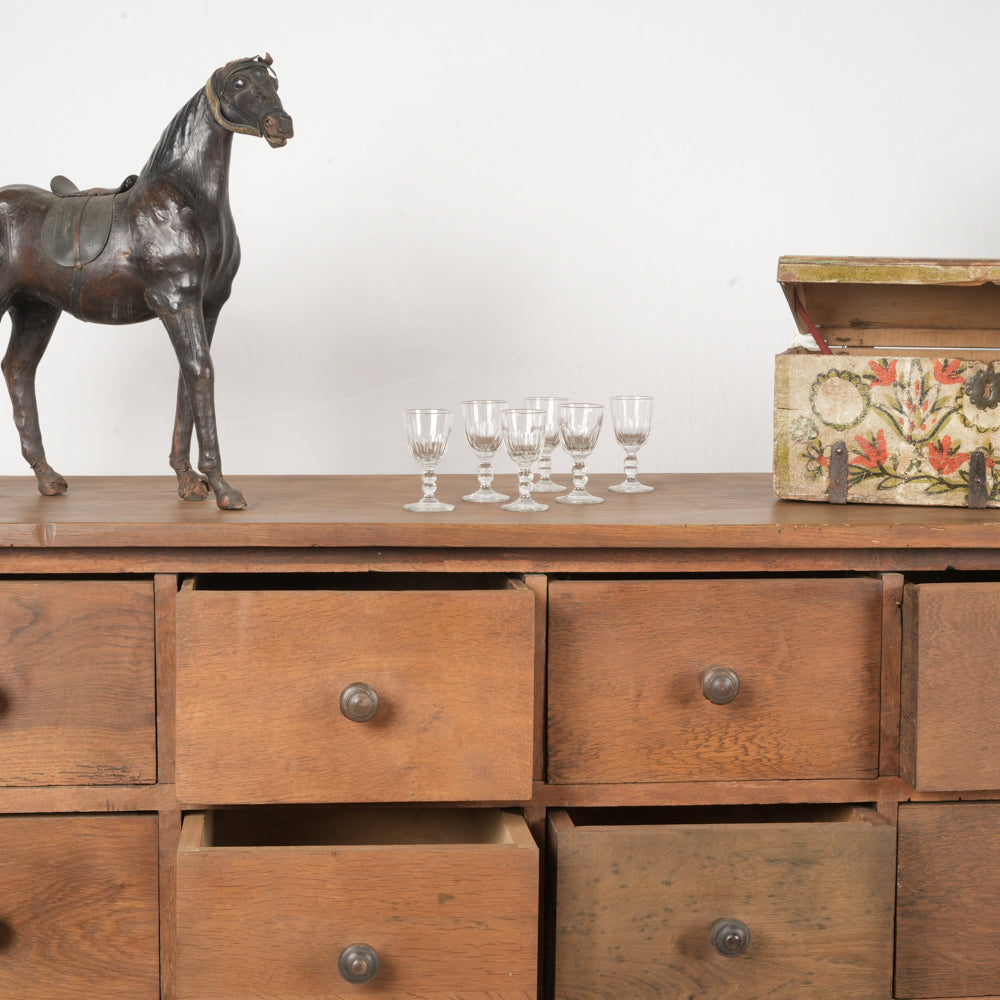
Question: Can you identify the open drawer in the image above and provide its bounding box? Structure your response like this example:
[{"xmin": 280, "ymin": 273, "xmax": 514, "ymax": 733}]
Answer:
[
  {"xmin": 175, "ymin": 806, "xmax": 539, "ymax": 999},
  {"xmin": 175, "ymin": 574, "xmax": 536, "ymax": 803},
  {"xmin": 549, "ymin": 804, "xmax": 895, "ymax": 999},
  {"xmin": 547, "ymin": 576, "xmax": 883, "ymax": 784}
]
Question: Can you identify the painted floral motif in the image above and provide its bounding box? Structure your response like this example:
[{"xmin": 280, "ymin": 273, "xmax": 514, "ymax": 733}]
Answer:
[
  {"xmin": 851, "ymin": 429, "xmax": 889, "ymax": 469},
  {"xmin": 926, "ymin": 436, "xmax": 970, "ymax": 476},
  {"xmin": 790, "ymin": 357, "xmax": 999, "ymax": 502},
  {"xmin": 933, "ymin": 359, "xmax": 965, "ymax": 385},
  {"xmin": 809, "ymin": 369, "xmax": 870, "ymax": 430}
]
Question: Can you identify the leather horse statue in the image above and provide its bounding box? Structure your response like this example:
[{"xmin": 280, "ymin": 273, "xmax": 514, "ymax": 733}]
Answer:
[{"xmin": 0, "ymin": 54, "xmax": 293, "ymax": 509}]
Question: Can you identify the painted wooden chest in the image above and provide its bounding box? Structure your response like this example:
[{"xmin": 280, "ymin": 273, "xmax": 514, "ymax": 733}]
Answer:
[{"xmin": 774, "ymin": 256, "xmax": 1000, "ymax": 506}]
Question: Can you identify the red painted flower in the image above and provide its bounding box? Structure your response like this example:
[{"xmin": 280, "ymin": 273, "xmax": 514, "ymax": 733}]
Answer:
[
  {"xmin": 852, "ymin": 428, "xmax": 889, "ymax": 469},
  {"xmin": 927, "ymin": 436, "xmax": 970, "ymax": 475},
  {"xmin": 933, "ymin": 359, "xmax": 966, "ymax": 385},
  {"xmin": 868, "ymin": 359, "xmax": 898, "ymax": 386}
]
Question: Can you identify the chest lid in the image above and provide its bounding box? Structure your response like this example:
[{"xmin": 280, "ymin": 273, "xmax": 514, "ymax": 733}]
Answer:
[{"xmin": 778, "ymin": 256, "xmax": 1000, "ymax": 356}]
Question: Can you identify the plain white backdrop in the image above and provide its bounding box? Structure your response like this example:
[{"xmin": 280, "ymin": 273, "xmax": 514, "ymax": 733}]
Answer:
[{"xmin": 1, "ymin": 0, "xmax": 999, "ymax": 485}]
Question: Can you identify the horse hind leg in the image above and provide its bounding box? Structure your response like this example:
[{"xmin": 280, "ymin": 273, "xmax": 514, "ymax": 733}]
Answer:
[{"xmin": 1, "ymin": 300, "xmax": 67, "ymax": 496}]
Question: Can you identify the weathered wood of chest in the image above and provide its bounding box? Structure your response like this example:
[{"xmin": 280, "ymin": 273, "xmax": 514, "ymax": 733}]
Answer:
[{"xmin": 0, "ymin": 473, "xmax": 997, "ymax": 999}]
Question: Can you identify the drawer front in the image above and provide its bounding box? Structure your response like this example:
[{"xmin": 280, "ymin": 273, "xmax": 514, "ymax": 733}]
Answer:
[
  {"xmin": 895, "ymin": 802, "xmax": 1000, "ymax": 998},
  {"xmin": 0, "ymin": 580, "xmax": 156, "ymax": 786},
  {"xmin": 548, "ymin": 577, "xmax": 883, "ymax": 783},
  {"xmin": 550, "ymin": 807, "xmax": 895, "ymax": 1000},
  {"xmin": 176, "ymin": 584, "xmax": 535, "ymax": 802},
  {"xmin": 901, "ymin": 581, "xmax": 1000, "ymax": 790},
  {"xmin": 0, "ymin": 813, "xmax": 159, "ymax": 999},
  {"xmin": 176, "ymin": 810, "xmax": 538, "ymax": 999}
]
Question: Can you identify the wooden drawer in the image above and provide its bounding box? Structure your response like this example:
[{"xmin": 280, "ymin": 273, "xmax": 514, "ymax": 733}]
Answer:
[
  {"xmin": 547, "ymin": 577, "xmax": 883, "ymax": 783},
  {"xmin": 895, "ymin": 802, "xmax": 1000, "ymax": 998},
  {"xmin": 0, "ymin": 813, "xmax": 159, "ymax": 999},
  {"xmin": 901, "ymin": 581, "xmax": 1000, "ymax": 790},
  {"xmin": 549, "ymin": 805, "xmax": 895, "ymax": 1000},
  {"xmin": 176, "ymin": 806, "xmax": 539, "ymax": 999},
  {"xmin": 175, "ymin": 576, "xmax": 535, "ymax": 803},
  {"xmin": 0, "ymin": 580, "xmax": 155, "ymax": 786}
]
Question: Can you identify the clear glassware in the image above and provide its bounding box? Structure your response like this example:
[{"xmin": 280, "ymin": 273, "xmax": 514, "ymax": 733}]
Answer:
[
  {"xmin": 402, "ymin": 408, "xmax": 455, "ymax": 512},
  {"xmin": 461, "ymin": 399, "xmax": 510, "ymax": 503},
  {"xmin": 524, "ymin": 396, "xmax": 568, "ymax": 492},
  {"xmin": 500, "ymin": 408, "xmax": 549, "ymax": 512},
  {"xmin": 608, "ymin": 394, "xmax": 655, "ymax": 493},
  {"xmin": 556, "ymin": 402, "xmax": 604, "ymax": 505}
]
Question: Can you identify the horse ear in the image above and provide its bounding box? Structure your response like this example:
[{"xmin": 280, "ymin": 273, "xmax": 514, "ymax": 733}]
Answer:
[{"xmin": 263, "ymin": 52, "xmax": 273, "ymax": 66}]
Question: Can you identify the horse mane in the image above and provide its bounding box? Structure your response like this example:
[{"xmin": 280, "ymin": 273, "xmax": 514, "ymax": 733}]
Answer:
[{"xmin": 140, "ymin": 88, "xmax": 218, "ymax": 179}]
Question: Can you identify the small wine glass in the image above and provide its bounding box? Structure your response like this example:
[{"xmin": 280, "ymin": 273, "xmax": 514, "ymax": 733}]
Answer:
[
  {"xmin": 608, "ymin": 395, "xmax": 655, "ymax": 493},
  {"xmin": 402, "ymin": 408, "xmax": 454, "ymax": 512},
  {"xmin": 461, "ymin": 400, "xmax": 510, "ymax": 503},
  {"xmin": 524, "ymin": 396, "xmax": 568, "ymax": 492},
  {"xmin": 556, "ymin": 402, "xmax": 604, "ymax": 505},
  {"xmin": 500, "ymin": 408, "xmax": 549, "ymax": 512}
]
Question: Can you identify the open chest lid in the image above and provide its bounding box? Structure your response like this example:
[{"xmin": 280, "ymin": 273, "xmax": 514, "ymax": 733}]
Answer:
[{"xmin": 778, "ymin": 255, "xmax": 1000, "ymax": 356}]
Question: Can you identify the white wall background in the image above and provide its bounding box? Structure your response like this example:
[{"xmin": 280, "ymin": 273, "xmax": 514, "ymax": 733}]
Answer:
[{"xmin": 1, "ymin": 0, "xmax": 998, "ymax": 483}]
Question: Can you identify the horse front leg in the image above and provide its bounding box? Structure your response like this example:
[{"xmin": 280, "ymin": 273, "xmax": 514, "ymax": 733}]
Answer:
[
  {"xmin": 159, "ymin": 305, "xmax": 246, "ymax": 510},
  {"xmin": 168, "ymin": 315, "xmax": 218, "ymax": 501},
  {"xmin": 1, "ymin": 301, "xmax": 68, "ymax": 496},
  {"xmin": 169, "ymin": 369, "xmax": 210, "ymax": 500}
]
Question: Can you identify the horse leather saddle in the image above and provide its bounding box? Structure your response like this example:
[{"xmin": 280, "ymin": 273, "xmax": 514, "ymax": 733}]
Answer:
[{"xmin": 41, "ymin": 174, "xmax": 137, "ymax": 268}]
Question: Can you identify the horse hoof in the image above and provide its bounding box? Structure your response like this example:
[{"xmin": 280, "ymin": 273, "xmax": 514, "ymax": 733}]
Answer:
[
  {"xmin": 176, "ymin": 470, "xmax": 211, "ymax": 501},
  {"xmin": 214, "ymin": 483, "xmax": 247, "ymax": 511},
  {"xmin": 35, "ymin": 466, "xmax": 68, "ymax": 496},
  {"xmin": 216, "ymin": 491, "xmax": 248, "ymax": 511}
]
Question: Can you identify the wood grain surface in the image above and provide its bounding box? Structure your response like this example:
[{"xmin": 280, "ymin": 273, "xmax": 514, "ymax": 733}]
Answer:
[
  {"xmin": 0, "ymin": 580, "xmax": 155, "ymax": 785},
  {"xmin": 896, "ymin": 802, "xmax": 1000, "ymax": 998},
  {"xmin": 177, "ymin": 809, "xmax": 538, "ymax": 999},
  {"xmin": 550, "ymin": 807, "xmax": 895, "ymax": 1000},
  {"xmin": 176, "ymin": 583, "xmax": 535, "ymax": 803},
  {"xmin": 548, "ymin": 577, "xmax": 883, "ymax": 784},
  {"xmin": 0, "ymin": 813, "xmax": 159, "ymax": 999},
  {"xmin": 2, "ymin": 473, "xmax": 1000, "ymax": 552}
]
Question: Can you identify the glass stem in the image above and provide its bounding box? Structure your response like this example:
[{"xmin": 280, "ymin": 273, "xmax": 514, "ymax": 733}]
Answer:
[
  {"xmin": 572, "ymin": 460, "xmax": 588, "ymax": 494},
  {"xmin": 477, "ymin": 459, "xmax": 494, "ymax": 489},
  {"xmin": 422, "ymin": 469, "xmax": 438, "ymax": 501},
  {"xmin": 537, "ymin": 450, "xmax": 553, "ymax": 482},
  {"xmin": 518, "ymin": 464, "xmax": 534, "ymax": 501},
  {"xmin": 623, "ymin": 452, "xmax": 639, "ymax": 483}
]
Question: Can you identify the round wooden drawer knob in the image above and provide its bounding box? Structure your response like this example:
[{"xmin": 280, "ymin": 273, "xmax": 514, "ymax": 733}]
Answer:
[
  {"xmin": 702, "ymin": 666, "xmax": 740, "ymax": 705},
  {"xmin": 711, "ymin": 918, "xmax": 751, "ymax": 958},
  {"xmin": 338, "ymin": 943, "xmax": 380, "ymax": 983},
  {"xmin": 340, "ymin": 683, "xmax": 380, "ymax": 723}
]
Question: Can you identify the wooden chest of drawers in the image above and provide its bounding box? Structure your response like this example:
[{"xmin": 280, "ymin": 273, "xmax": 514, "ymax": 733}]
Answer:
[{"xmin": 1, "ymin": 473, "xmax": 999, "ymax": 999}]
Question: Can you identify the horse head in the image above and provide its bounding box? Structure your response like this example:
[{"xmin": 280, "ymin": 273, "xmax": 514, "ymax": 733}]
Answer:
[{"xmin": 207, "ymin": 53, "xmax": 294, "ymax": 148}]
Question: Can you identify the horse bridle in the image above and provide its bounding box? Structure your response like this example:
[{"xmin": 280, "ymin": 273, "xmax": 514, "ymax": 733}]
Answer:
[{"xmin": 205, "ymin": 55, "xmax": 278, "ymax": 138}]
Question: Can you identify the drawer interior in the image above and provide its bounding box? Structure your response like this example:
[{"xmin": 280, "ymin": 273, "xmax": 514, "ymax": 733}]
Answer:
[
  {"xmin": 182, "ymin": 806, "xmax": 534, "ymax": 850},
  {"xmin": 180, "ymin": 572, "xmax": 522, "ymax": 592},
  {"xmin": 557, "ymin": 802, "xmax": 891, "ymax": 830}
]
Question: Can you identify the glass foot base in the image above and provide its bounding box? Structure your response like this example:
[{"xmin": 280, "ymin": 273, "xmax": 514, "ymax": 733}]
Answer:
[
  {"xmin": 608, "ymin": 481, "xmax": 655, "ymax": 493},
  {"xmin": 404, "ymin": 498, "xmax": 455, "ymax": 512},
  {"xmin": 530, "ymin": 478, "xmax": 567, "ymax": 493},
  {"xmin": 463, "ymin": 488, "xmax": 510, "ymax": 502},
  {"xmin": 556, "ymin": 491, "xmax": 604, "ymax": 505},
  {"xmin": 502, "ymin": 497, "xmax": 549, "ymax": 512}
]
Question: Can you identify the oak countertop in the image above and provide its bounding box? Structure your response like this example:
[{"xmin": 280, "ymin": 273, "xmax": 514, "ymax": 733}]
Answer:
[{"xmin": 0, "ymin": 473, "xmax": 997, "ymax": 551}]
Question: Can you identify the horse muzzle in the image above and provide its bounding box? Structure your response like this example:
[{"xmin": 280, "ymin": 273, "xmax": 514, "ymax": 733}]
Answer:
[{"xmin": 263, "ymin": 111, "xmax": 294, "ymax": 148}]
